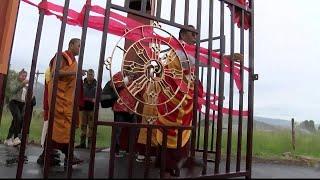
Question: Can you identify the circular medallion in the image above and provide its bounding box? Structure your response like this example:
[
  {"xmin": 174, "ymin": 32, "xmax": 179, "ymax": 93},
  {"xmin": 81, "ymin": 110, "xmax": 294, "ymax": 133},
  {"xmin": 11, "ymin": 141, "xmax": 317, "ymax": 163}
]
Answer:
[{"xmin": 108, "ymin": 24, "xmax": 192, "ymax": 118}]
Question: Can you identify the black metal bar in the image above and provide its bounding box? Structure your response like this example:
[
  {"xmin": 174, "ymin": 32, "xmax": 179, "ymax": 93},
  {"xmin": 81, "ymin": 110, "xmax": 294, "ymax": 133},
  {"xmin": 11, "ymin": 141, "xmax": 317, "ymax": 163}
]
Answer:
[
  {"xmin": 226, "ymin": 5, "xmax": 235, "ymax": 173},
  {"xmin": 196, "ymin": 67, "xmax": 204, "ymax": 150},
  {"xmin": 108, "ymin": 127, "xmax": 117, "ymax": 178},
  {"xmin": 44, "ymin": 0, "xmax": 70, "ymax": 178},
  {"xmin": 144, "ymin": 127, "xmax": 152, "ymax": 178},
  {"xmin": 128, "ymin": 127, "xmax": 135, "ymax": 178},
  {"xmin": 202, "ymin": 0, "xmax": 214, "ymax": 175},
  {"xmin": 184, "ymin": 0, "xmax": 189, "ymax": 25},
  {"xmin": 88, "ymin": 0, "xmax": 112, "ymax": 178},
  {"xmin": 170, "ymin": 0, "xmax": 176, "ymax": 22},
  {"xmin": 177, "ymin": 128, "xmax": 182, "ymax": 150},
  {"xmin": 110, "ymin": 4, "xmax": 197, "ymax": 34},
  {"xmin": 200, "ymin": 36, "xmax": 222, "ymax": 43},
  {"xmin": 160, "ymin": 129, "xmax": 168, "ymax": 179},
  {"xmin": 236, "ymin": 9, "xmax": 245, "ymax": 172},
  {"xmin": 191, "ymin": 0, "xmax": 202, "ymax": 158},
  {"xmin": 246, "ymin": 0, "xmax": 254, "ymax": 178},
  {"xmin": 97, "ymin": 121, "xmax": 193, "ymax": 130},
  {"xmin": 66, "ymin": 0, "xmax": 91, "ymax": 178},
  {"xmin": 195, "ymin": 149, "xmax": 216, "ymax": 154},
  {"xmin": 156, "ymin": 0, "xmax": 162, "ymax": 18},
  {"xmin": 193, "ymin": 171, "xmax": 249, "ymax": 179},
  {"xmin": 0, "ymin": 74, "xmax": 7, "ymax": 126},
  {"xmin": 15, "ymin": 0, "xmax": 37, "ymax": 178},
  {"xmin": 214, "ymin": 0, "xmax": 226, "ymax": 174},
  {"xmin": 141, "ymin": 0, "xmax": 147, "ymax": 13},
  {"xmin": 210, "ymin": 105, "xmax": 215, "ymax": 151},
  {"xmin": 210, "ymin": 68, "xmax": 218, "ymax": 151},
  {"xmin": 196, "ymin": 115, "xmax": 200, "ymax": 149}
]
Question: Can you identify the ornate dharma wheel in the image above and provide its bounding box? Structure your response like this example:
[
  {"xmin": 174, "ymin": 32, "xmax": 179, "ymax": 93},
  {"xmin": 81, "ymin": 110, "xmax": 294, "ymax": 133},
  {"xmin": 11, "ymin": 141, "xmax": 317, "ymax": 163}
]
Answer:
[{"xmin": 106, "ymin": 23, "xmax": 193, "ymax": 121}]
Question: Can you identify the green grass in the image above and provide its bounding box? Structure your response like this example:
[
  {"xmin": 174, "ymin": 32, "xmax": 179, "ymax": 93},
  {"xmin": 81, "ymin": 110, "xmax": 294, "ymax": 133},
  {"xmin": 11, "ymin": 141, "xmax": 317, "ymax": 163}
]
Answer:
[
  {"xmin": 250, "ymin": 130, "xmax": 319, "ymax": 158},
  {"xmin": 1, "ymin": 109, "xmax": 320, "ymax": 159},
  {"xmin": 0, "ymin": 108, "xmax": 111, "ymax": 148},
  {"xmin": 195, "ymin": 125, "xmax": 320, "ymax": 159},
  {"xmin": 195, "ymin": 126, "xmax": 248, "ymax": 158}
]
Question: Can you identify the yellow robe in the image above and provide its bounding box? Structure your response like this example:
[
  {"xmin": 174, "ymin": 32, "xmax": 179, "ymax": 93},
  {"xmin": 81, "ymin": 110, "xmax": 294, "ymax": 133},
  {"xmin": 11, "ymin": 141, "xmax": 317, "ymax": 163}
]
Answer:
[
  {"xmin": 137, "ymin": 85, "xmax": 160, "ymax": 146},
  {"xmin": 156, "ymin": 50, "xmax": 194, "ymax": 149},
  {"xmin": 47, "ymin": 51, "xmax": 78, "ymax": 144}
]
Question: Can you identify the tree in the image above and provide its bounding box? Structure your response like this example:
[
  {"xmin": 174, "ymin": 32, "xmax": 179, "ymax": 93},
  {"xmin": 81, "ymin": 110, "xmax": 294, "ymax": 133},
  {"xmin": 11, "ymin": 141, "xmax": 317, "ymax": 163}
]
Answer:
[
  {"xmin": 4, "ymin": 69, "xmax": 19, "ymax": 104},
  {"xmin": 308, "ymin": 120, "xmax": 316, "ymax": 132},
  {"xmin": 299, "ymin": 120, "xmax": 316, "ymax": 132}
]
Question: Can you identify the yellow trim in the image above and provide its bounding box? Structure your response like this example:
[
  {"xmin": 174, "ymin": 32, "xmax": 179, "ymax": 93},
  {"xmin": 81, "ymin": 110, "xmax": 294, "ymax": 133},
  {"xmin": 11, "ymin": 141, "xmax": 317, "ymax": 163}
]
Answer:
[
  {"xmin": 44, "ymin": 67, "xmax": 51, "ymax": 83},
  {"xmin": 62, "ymin": 52, "xmax": 74, "ymax": 66},
  {"xmin": 156, "ymin": 129, "xmax": 191, "ymax": 148},
  {"xmin": 156, "ymin": 94, "xmax": 193, "ymax": 148}
]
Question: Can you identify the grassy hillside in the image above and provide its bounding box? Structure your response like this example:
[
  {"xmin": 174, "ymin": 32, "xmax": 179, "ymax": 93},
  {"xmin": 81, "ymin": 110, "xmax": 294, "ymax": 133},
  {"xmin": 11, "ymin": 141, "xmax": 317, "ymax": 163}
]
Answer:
[{"xmin": 1, "ymin": 110, "xmax": 320, "ymax": 159}]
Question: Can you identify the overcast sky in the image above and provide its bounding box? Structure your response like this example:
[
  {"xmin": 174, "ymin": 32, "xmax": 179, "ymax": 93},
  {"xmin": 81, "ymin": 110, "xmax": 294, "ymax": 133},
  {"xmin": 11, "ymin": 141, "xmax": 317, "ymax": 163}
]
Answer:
[{"xmin": 9, "ymin": 0, "xmax": 320, "ymax": 123}]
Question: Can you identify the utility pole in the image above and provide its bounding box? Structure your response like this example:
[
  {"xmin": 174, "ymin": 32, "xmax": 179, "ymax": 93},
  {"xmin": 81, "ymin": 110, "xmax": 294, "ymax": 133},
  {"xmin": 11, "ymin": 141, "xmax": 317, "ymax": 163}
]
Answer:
[
  {"xmin": 33, "ymin": 70, "xmax": 44, "ymax": 116},
  {"xmin": 34, "ymin": 70, "xmax": 44, "ymax": 97},
  {"xmin": 291, "ymin": 118, "xmax": 295, "ymax": 151}
]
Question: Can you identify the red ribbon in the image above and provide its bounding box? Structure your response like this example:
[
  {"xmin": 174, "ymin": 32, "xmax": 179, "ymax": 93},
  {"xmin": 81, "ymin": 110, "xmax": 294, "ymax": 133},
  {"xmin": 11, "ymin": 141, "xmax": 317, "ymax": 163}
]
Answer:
[{"xmin": 228, "ymin": 0, "xmax": 251, "ymax": 30}]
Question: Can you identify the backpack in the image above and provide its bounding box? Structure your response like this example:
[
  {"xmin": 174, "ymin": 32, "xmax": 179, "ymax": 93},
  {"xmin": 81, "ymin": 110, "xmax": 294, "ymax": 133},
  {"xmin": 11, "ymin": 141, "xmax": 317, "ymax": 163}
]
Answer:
[{"xmin": 100, "ymin": 80, "xmax": 118, "ymax": 108}]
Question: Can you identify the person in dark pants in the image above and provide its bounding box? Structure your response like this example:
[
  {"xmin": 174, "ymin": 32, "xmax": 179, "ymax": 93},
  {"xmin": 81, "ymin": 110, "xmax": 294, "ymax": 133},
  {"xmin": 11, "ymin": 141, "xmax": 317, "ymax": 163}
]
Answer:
[
  {"xmin": 4, "ymin": 69, "xmax": 28, "ymax": 146},
  {"xmin": 112, "ymin": 72, "xmax": 137, "ymax": 157},
  {"xmin": 76, "ymin": 69, "xmax": 97, "ymax": 149},
  {"xmin": 113, "ymin": 112, "xmax": 137, "ymax": 156}
]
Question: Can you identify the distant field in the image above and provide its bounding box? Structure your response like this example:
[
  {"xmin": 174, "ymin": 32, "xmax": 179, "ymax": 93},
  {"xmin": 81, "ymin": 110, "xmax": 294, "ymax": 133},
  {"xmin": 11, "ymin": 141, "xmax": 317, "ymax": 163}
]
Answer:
[
  {"xmin": 194, "ymin": 124, "xmax": 320, "ymax": 159},
  {"xmin": 1, "ymin": 109, "xmax": 320, "ymax": 159},
  {"xmin": 252, "ymin": 130, "xmax": 320, "ymax": 158}
]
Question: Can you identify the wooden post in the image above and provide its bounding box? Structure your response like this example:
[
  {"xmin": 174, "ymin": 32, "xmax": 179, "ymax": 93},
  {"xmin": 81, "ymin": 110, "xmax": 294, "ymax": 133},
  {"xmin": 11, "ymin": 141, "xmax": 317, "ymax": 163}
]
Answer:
[
  {"xmin": 34, "ymin": 70, "xmax": 44, "ymax": 97},
  {"xmin": 0, "ymin": 0, "xmax": 20, "ymax": 125},
  {"xmin": 33, "ymin": 70, "xmax": 44, "ymax": 115},
  {"xmin": 291, "ymin": 118, "xmax": 295, "ymax": 151}
]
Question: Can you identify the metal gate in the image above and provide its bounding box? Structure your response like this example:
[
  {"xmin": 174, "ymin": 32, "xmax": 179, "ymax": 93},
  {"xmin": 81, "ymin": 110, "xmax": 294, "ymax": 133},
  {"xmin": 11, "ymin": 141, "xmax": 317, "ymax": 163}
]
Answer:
[{"xmin": 4, "ymin": 0, "xmax": 254, "ymax": 178}]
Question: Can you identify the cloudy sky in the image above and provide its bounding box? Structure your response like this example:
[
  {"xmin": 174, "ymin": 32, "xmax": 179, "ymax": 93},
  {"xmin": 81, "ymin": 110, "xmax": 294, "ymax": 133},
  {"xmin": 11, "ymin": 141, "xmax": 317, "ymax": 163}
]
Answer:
[{"xmin": 9, "ymin": 0, "xmax": 320, "ymax": 123}]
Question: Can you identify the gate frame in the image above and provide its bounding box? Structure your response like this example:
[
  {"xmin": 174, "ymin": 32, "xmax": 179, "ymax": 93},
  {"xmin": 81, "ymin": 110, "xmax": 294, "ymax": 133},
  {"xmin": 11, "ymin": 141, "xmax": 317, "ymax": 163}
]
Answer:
[{"xmin": 0, "ymin": 0, "xmax": 254, "ymax": 178}]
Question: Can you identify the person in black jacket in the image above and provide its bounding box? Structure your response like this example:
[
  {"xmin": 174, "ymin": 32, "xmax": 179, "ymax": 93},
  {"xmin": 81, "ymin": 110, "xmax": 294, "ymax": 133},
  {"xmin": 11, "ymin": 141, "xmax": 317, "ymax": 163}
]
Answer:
[{"xmin": 76, "ymin": 69, "xmax": 97, "ymax": 148}]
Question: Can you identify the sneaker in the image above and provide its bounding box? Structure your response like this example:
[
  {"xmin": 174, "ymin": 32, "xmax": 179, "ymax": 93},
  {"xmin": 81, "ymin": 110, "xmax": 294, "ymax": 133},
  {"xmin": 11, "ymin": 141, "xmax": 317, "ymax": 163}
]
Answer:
[
  {"xmin": 119, "ymin": 150, "xmax": 127, "ymax": 154},
  {"xmin": 52, "ymin": 150, "xmax": 60, "ymax": 159},
  {"xmin": 135, "ymin": 155, "xmax": 145, "ymax": 163},
  {"xmin": 12, "ymin": 137, "xmax": 21, "ymax": 146},
  {"xmin": 36, "ymin": 156, "xmax": 44, "ymax": 165},
  {"xmin": 115, "ymin": 152, "xmax": 124, "ymax": 158},
  {"xmin": 4, "ymin": 138, "xmax": 14, "ymax": 146},
  {"xmin": 169, "ymin": 168, "xmax": 180, "ymax": 177}
]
